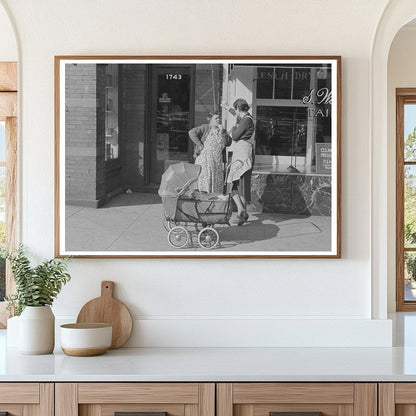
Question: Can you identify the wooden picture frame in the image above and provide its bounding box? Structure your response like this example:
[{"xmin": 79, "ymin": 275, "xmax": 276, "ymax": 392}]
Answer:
[{"xmin": 55, "ymin": 56, "xmax": 341, "ymax": 258}]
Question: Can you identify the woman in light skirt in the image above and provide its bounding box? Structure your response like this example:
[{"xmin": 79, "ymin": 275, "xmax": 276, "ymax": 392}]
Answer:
[{"xmin": 223, "ymin": 99, "xmax": 255, "ymax": 226}]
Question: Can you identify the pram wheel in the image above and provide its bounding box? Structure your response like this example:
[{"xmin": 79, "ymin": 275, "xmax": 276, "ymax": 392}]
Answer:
[
  {"xmin": 168, "ymin": 226, "xmax": 190, "ymax": 249},
  {"xmin": 198, "ymin": 227, "xmax": 219, "ymax": 249}
]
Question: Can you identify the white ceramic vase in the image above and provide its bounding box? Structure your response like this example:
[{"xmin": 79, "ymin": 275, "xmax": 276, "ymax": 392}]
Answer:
[
  {"xmin": 6, "ymin": 315, "xmax": 20, "ymax": 347},
  {"xmin": 19, "ymin": 306, "xmax": 55, "ymax": 354}
]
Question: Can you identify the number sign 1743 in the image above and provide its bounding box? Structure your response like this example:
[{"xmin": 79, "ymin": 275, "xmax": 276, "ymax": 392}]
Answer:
[{"xmin": 165, "ymin": 74, "xmax": 183, "ymax": 80}]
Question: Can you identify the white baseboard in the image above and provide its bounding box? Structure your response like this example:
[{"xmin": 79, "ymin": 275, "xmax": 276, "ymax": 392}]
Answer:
[{"xmin": 54, "ymin": 317, "xmax": 393, "ymax": 348}]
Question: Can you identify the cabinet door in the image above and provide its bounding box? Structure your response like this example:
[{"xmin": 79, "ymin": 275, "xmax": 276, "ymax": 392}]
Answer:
[
  {"xmin": 0, "ymin": 383, "xmax": 53, "ymax": 416},
  {"xmin": 55, "ymin": 383, "xmax": 215, "ymax": 416},
  {"xmin": 379, "ymin": 383, "xmax": 416, "ymax": 416},
  {"xmin": 217, "ymin": 383, "xmax": 377, "ymax": 416}
]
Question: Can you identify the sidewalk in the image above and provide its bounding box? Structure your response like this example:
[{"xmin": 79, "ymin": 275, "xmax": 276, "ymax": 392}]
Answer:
[{"xmin": 65, "ymin": 192, "xmax": 331, "ymax": 252}]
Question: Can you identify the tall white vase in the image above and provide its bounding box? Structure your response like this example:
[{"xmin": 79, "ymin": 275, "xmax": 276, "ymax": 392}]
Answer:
[
  {"xmin": 19, "ymin": 306, "xmax": 55, "ymax": 354},
  {"xmin": 6, "ymin": 315, "xmax": 20, "ymax": 347}
]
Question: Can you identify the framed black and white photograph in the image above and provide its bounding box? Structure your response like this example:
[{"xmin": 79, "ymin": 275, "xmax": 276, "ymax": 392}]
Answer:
[{"xmin": 55, "ymin": 56, "xmax": 341, "ymax": 258}]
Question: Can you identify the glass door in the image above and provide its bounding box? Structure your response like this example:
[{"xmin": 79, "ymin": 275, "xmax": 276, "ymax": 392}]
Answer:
[{"xmin": 149, "ymin": 65, "xmax": 193, "ymax": 184}]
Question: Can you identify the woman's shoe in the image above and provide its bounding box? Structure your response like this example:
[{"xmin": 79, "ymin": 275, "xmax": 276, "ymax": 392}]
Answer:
[{"xmin": 237, "ymin": 211, "xmax": 249, "ymax": 226}]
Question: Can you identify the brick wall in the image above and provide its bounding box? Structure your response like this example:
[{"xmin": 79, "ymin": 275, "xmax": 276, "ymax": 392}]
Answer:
[
  {"xmin": 96, "ymin": 65, "xmax": 106, "ymax": 200},
  {"xmin": 65, "ymin": 64, "xmax": 102, "ymax": 207}
]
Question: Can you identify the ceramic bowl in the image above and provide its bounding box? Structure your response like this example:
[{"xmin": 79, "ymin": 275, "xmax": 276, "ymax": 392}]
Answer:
[{"xmin": 60, "ymin": 323, "xmax": 112, "ymax": 356}]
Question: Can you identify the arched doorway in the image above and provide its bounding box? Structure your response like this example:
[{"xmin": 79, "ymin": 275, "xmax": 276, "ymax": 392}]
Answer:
[
  {"xmin": 371, "ymin": 0, "xmax": 416, "ymax": 319},
  {"xmin": 388, "ymin": 22, "xmax": 416, "ymax": 313}
]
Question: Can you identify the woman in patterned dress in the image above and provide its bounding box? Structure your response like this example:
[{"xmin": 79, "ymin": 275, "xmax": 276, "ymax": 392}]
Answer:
[{"xmin": 193, "ymin": 112, "xmax": 231, "ymax": 193}]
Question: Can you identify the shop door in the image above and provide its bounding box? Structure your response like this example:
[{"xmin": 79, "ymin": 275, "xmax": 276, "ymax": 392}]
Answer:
[{"xmin": 149, "ymin": 65, "xmax": 194, "ymax": 184}]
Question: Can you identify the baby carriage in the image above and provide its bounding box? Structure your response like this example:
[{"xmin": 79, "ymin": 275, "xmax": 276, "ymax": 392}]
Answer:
[{"xmin": 158, "ymin": 162, "xmax": 234, "ymax": 249}]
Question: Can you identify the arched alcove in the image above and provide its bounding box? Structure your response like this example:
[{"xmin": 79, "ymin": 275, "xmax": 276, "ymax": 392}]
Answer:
[
  {"xmin": 371, "ymin": 0, "xmax": 416, "ymax": 319},
  {"xmin": 387, "ymin": 20, "xmax": 416, "ymax": 314}
]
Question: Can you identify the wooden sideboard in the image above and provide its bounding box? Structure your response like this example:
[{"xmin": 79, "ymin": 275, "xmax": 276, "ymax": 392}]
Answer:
[{"xmin": 3, "ymin": 382, "xmax": 416, "ymax": 416}]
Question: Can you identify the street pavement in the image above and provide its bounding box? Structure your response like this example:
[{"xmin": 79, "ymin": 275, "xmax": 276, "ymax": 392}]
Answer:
[{"xmin": 65, "ymin": 192, "xmax": 332, "ymax": 253}]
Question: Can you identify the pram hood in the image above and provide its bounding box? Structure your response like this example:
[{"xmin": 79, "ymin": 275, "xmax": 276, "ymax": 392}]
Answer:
[
  {"xmin": 158, "ymin": 162, "xmax": 201, "ymax": 198},
  {"xmin": 158, "ymin": 162, "xmax": 201, "ymax": 219}
]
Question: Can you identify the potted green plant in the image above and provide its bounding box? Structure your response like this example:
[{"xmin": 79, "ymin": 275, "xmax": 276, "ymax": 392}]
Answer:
[{"xmin": 5, "ymin": 246, "xmax": 71, "ymax": 354}]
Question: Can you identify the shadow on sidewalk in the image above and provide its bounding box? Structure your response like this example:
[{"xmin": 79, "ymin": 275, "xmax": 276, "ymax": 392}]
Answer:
[
  {"xmin": 101, "ymin": 192, "xmax": 161, "ymax": 208},
  {"xmin": 197, "ymin": 213, "xmax": 324, "ymax": 250}
]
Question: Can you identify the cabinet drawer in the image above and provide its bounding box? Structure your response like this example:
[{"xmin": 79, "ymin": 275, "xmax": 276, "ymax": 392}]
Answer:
[
  {"xmin": 56, "ymin": 383, "xmax": 215, "ymax": 416},
  {"xmin": 0, "ymin": 383, "xmax": 39, "ymax": 403},
  {"xmin": 0, "ymin": 383, "xmax": 53, "ymax": 416},
  {"xmin": 233, "ymin": 383, "xmax": 354, "ymax": 404},
  {"xmin": 218, "ymin": 383, "xmax": 376, "ymax": 416},
  {"xmin": 379, "ymin": 383, "xmax": 416, "ymax": 415},
  {"xmin": 78, "ymin": 383, "xmax": 200, "ymax": 404}
]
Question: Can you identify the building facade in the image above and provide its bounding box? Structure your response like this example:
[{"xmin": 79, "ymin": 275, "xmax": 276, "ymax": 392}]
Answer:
[{"xmin": 65, "ymin": 62, "xmax": 332, "ymax": 215}]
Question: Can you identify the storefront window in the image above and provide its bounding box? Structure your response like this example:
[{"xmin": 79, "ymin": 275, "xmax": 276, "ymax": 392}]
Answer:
[
  {"xmin": 255, "ymin": 106, "xmax": 307, "ymax": 156},
  {"xmin": 256, "ymin": 67, "xmax": 273, "ymax": 99},
  {"xmin": 274, "ymin": 67, "xmax": 292, "ymax": 99},
  {"xmin": 293, "ymin": 68, "xmax": 311, "ymax": 99},
  {"xmin": 254, "ymin": 65, "xmax": 332, "ymax": 164},
  {"xmin": 256, "ymin": 65, "xmax": 332, "ymax": 101},
  {"xmin": 105, "ymin": 64, "xmax": 119, "ymax": 161}
]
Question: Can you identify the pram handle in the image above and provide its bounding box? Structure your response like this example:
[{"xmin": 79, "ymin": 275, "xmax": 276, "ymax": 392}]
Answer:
[{"xmin": 175, "ymin": 178, "xmax": 196, "ymax": 197}]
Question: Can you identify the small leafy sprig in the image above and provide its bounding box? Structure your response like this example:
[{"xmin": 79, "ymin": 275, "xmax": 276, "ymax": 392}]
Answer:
[{"xmin": 4, "ymin": 246, "xmax": 71, "ymax": 316}]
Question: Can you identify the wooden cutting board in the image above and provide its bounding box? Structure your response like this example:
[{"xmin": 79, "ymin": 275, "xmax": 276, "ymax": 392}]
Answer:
[{"xmin": 76, "ymin": 281, "xmax": 133, "ymax": 349}]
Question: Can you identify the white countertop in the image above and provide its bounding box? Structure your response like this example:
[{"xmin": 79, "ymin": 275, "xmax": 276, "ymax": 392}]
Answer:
[
  {"xmin": 2, "ymin": 346, "xmax": 416, "ymax": 382},
  {"xmin": 2, "ymin": 313, "xmax": 416, "ymax": 382}
]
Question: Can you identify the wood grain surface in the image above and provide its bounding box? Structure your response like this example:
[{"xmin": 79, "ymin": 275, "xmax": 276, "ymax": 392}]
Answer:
[
  {"xmin": 0, "ymin": 62, "xmax": 17, "ymax": 91},
  {"xmin": 62, "ymin": 346, "xmax": 110, "ymax": 357},
  {"xmin": 77, "ymin": 383, "xmax": 199, "ymax": 404},
  {"xmin": 354, "ymin": 383, "xmax": 377, "ymax": 416},
  {"xmin": 379, "ymin": 383, "xmax": 395, "ymax": 416},
  {"xmin": 0, "ymin": 92, "xmax": 16, "ymax": 121},
  {"xmin": 0, "ymin": 383, "xmax": 39, "ymax": 403},
  {"xmin": 76, "ymin": 281, "xmax": 133, "ymax": 349},
  {"xmin": 232, "ymin": 383, "xmax": 354, "ymax": 404},
  {"xmin": 217, "ymin": 384, "xmax": 233, "ymax": 416},
  {"xmin": 55, "ymin": 383, "xmax": 78, "ymax": 416}
]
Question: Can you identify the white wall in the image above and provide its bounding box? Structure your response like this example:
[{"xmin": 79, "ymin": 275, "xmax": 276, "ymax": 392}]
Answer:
[
  {"xmin": 0, "ymin": 0, "xmax": 394, "ymax": 347},
  {"xmin": 0, "ymin": 2, "xmax": 16, "ymax": 61},
  {"xmin": 387, "ymin": 26, "xmax": 416, "ymax": 312}
]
